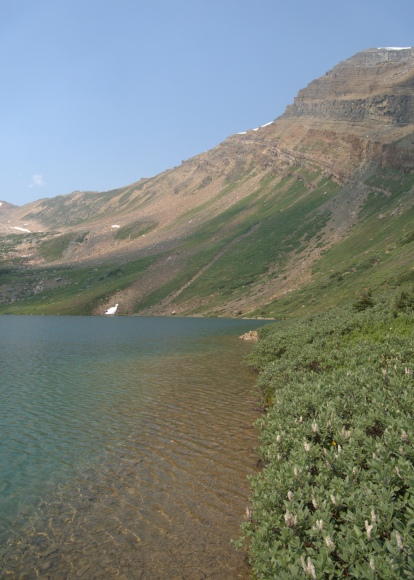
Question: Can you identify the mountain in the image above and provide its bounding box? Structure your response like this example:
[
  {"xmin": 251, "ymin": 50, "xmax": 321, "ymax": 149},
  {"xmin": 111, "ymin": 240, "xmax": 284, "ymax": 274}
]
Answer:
[{"xmin": 1, "ymin": 47, "xmax": 414, "ymax": 317}]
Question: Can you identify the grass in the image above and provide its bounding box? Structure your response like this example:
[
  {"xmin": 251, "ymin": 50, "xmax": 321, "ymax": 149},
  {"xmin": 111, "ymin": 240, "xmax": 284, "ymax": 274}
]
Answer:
[
  {"xmin": 2, "ymin": 162, "xmax": 414, "ymax": 318},
  {"xmin": 133, "ymin": 169, "xmax": 339, "ymax": 312},
  {"xmin": 37, "ymin": 232, "xmax": 89, "ymax": 261},
  {"xmin": 249, "ymin": 169, "xmax": 414, "ymax": 319},
  {"xmin": 114, "ymin": 220, "xmax": 157, "ymax": 240},
  {"xmin": 169, "ymin": 173, "xmax": 339, "ymax": 303},
  {"xmin": 0, "ymin": 256, "xmax": 156, "ymax": 315}
]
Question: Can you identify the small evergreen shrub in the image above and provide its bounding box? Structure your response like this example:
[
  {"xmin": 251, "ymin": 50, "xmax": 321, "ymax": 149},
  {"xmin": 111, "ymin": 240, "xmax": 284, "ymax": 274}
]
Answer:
[
  {"xmin": 353, "ymin": 287, "xmax": 375, "ymax": 312},
  {"xmin": 393, "ymin": 287, "xmax": 414, "ymax": 317}
]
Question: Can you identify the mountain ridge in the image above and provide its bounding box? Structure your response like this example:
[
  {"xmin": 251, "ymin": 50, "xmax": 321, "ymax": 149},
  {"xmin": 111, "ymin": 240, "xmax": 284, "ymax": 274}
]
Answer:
[{"xmin": 1, "ymin": 47, "xmax": 413, "ymax": 317}]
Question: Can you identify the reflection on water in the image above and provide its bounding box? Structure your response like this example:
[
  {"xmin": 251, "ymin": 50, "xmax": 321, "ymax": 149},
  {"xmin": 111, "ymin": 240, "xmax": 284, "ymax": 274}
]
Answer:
[{"xmin": 0, "ymin": 316, "xmax": 263, "ymax": 578}]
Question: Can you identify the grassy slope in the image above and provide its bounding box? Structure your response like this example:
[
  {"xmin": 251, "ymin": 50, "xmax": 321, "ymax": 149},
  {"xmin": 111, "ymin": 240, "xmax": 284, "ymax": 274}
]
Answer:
[
  {"xmin": 133, "ymin": 169, "xmax": 340, "ymax": 313},
  {"xmin": 133, "ymin": 166, "xmax": 414, "ymax": 317},
  {"xmin": 1, "ymin": 166, "xmax": 413, "ymax": 316},
  {"xmin": 0, "ymin": 256, "xmax": 156, "ymax": 315},
  {"xmin": 249, "ymin": 169, "xmax": 414, "ymax": 318}
]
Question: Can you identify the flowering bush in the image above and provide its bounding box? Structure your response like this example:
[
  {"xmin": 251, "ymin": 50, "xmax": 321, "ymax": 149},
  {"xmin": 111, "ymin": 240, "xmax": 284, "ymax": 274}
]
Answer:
[{"xmin": 238, "ymin": 289, "xmax": 414, "ymax": 578}]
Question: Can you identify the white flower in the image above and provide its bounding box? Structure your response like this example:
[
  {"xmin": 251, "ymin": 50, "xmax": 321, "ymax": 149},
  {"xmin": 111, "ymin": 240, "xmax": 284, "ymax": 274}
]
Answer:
[
  {"xmin": 304, "ymin": 441, "xmax": 311, "ymax": 453},
  {"xmin": 325, "ymin": 536, "xmax": 335, "ymax": 550},
  {"xmin": 301, "ymin": 556, "xmax": 316, "ymax": 579},
  {"xmin": 284, "ymin": 509, "xmax": 297, "ymax": 528},
  {"xmin": 311, "ymin": 488, "xmax": 318, "ymax": 509},
  {"xmin": 395, "ymin": 531, "xmax": 404, "ymax": 550},
  {"xmin": 287, "ymin": 491, "xmax": 294, "ymax": 501},
  {"xmin": 365, "ymin": 520, "xmax": 373, "ymax": 540},
  {"xmin": 312, "ymin": 519, "xmax": 324, "ymax": 532},
  {"xmin": 312, "ymin": 421, "xmax": 319, "ymax": 434}
]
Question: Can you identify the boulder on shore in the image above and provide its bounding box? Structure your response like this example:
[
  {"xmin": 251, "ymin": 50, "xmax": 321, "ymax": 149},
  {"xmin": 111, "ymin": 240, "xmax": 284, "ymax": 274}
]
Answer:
[{"xmin": 239, "ymin": 330, "xmax": 258, "ymax": 342}]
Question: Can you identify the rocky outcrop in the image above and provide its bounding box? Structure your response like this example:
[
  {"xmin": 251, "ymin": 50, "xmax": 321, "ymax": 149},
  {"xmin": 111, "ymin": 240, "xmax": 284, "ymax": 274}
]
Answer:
[
  {"xmin": 283, "ymin": 48, "xmax": 414, "ymax": 125},
  {"xmin": 236, "ymin": 48, "xmax": 414, "ymax": 181}
]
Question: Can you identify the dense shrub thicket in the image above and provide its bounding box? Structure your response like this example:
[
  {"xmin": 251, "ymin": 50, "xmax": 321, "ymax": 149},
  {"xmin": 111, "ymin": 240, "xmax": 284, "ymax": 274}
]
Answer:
[{"xmin": 238, "ymin": 288, "xmax": 414, "ymax": 579}]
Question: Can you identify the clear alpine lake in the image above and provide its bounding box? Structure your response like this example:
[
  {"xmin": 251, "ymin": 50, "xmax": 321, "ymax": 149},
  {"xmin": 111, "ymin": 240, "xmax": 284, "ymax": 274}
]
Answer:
[{"xmin": 0, "ymin": 315, "xmax": 264, "ymax": 578}]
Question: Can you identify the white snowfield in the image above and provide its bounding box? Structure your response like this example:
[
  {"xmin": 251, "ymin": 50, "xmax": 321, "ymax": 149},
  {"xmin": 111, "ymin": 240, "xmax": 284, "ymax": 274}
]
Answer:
[
  {"xmin": 0, "ymin": 202, "xmax": 3, "ymax": 206},
  {"xmin": 237, "ymin": 120, "xmax": 274, "ymax": 135},
  {"xmin": 111, "ymin": 224, "xmax": 120, "ymax": 228},
  {"xmin": 12, "ymin": 226, "xmax": 31, "ymax": 233},
  {"xmin": 377, "ymin": 47, "xmax": 412, "ymax": 50}
]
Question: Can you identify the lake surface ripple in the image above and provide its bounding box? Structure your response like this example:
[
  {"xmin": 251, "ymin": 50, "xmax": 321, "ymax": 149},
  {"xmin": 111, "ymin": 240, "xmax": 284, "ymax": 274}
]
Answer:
[{"xmin": 0, "ymin": 316, "xmax": 262, "ymax": 579}]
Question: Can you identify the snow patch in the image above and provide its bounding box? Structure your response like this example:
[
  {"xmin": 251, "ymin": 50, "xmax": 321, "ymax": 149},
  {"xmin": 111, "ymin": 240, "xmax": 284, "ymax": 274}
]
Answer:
[
  {"xmin": 12, "ymin": 226, "xmax": 31, "ymax": 233},
  {"xmin": 238, "ymin": 121, "xmax": 274, "ymax": 134},
  {"xmin": 377, "ymin": 47, "xmax": 411, "ymax": 50},
  {"xmin": 0, "ymin": 202, "xmax": 3, "ymax": 206},
  {"xmin": 111, "ymin": 224, "xmax": 121, "ymax": 228}
]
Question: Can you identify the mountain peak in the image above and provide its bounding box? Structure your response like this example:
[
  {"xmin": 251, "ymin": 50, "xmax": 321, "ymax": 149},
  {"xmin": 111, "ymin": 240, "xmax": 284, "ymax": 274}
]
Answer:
[
  {"xmin": 283, "ymin": 46, "xmax": 414, "ymax": 126},
  {"xmin": 340, "ymin": 46, "xmax": 414, "ymax": 67}
]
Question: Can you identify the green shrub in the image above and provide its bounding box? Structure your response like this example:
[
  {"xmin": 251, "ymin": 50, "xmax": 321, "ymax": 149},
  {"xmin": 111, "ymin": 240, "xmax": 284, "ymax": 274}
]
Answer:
[
  {"xmin": 353, "ymin": 287, "xmax": 375, "ymax": 312},
  {"xmin": 393, "ymin": 287, "xmax": 414, "ymax": 317},
  {"xmin": 237, "ymin": 290, "xmax": 414, "ymax": 578}
]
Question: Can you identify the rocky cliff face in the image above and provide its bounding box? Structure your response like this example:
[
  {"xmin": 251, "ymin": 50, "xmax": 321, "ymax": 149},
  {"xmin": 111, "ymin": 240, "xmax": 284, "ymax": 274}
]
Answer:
[
  {"xmin": 272, "ymin": 47, "xmax": 414, "ymax": 178},
  {"xmin": 284, "ymin": 47, "xmax": 414, "ymax": 124}
]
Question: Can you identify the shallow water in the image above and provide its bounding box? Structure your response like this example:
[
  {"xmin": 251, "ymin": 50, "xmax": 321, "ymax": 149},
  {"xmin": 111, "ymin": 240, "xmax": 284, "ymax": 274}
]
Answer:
[{"xmin": 0, "ymin": 316, "xmax": 263, "ymax": 578}]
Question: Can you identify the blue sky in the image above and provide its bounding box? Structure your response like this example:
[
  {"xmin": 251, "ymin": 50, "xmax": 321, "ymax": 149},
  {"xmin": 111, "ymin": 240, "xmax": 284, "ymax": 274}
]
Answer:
[{"xmin": 1, "ymin": 0, "xmax": 413, "ymax": 206}]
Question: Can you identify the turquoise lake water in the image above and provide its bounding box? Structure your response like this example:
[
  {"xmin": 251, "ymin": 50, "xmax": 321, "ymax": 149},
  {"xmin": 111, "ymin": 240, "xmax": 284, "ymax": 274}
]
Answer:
[{"xmin": 0, "ymin": 315, "xmax": 265, "ymax": 578}]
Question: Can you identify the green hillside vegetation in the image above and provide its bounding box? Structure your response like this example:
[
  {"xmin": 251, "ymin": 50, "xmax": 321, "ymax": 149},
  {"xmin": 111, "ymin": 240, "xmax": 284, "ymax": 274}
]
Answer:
[
  {"xmin": 1, "ymin": 166, "xmax": 413, "ymax": 318},
  {"xmin": 133, "ymin": 169, "xmax": 340, "ymax": 313},
  {"xmin": 236, "ymin": 287, "xmax": 414, "ymax": 578},
  {"xmin": 114, "ymin": 220, "xmax": 157, "ymax": 240},
  {"xmin": 38, "ymin": 231, "xmax": 89, "ymax": 261},
  {"xmin": 22, "ymin": 186, "xmax": 134, "ymax": 226},
  {"xmin": 131, "ymin": 164, "xmax": 414, "ymax": 318},
  {"xmin": 250, "ymin": 169, "xmax": 414, "ymax": 319},
  {"xmin": 0, "ymin": 256, "xmax": 155, "ymax": 315}
]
